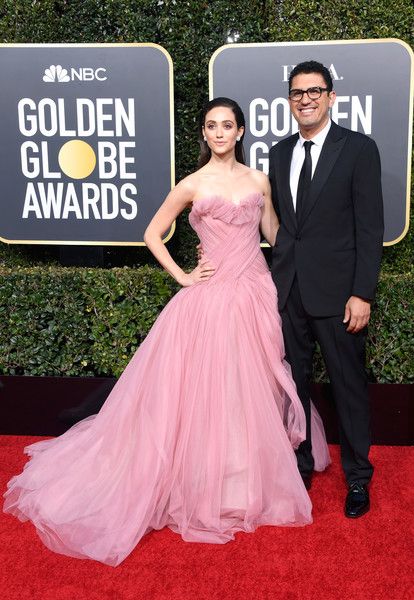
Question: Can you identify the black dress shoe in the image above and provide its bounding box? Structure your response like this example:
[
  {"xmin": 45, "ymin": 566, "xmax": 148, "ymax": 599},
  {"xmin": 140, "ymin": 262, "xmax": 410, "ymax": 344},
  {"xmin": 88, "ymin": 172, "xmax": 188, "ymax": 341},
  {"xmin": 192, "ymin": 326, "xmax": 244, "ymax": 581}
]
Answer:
[{"xmin": 345, "ymin": 483, "xmax": 370, "ymax": 518}]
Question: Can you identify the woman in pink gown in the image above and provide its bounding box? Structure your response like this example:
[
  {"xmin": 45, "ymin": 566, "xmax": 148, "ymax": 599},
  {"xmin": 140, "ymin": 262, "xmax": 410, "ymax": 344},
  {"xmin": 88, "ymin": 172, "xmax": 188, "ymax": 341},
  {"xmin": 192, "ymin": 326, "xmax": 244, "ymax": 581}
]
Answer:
[{"xmin": 3, "ymin": 98, "xmax": 330, "ymax": 566}]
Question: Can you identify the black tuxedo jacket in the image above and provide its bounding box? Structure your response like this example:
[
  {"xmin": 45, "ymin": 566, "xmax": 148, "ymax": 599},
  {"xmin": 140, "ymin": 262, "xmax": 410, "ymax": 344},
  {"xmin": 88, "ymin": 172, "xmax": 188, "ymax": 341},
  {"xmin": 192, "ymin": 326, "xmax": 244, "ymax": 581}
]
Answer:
[{"xmin": 268, "ymin": 121, "xmax": 384, "ymax": 317}]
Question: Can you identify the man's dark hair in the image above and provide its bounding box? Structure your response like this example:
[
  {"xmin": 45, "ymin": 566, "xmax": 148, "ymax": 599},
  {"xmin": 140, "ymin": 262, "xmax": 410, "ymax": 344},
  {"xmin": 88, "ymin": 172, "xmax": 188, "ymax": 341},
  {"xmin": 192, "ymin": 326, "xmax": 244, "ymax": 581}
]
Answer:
[{"xmin": 288, "ymin": 60, "xmax": 333, "ymax": 92}]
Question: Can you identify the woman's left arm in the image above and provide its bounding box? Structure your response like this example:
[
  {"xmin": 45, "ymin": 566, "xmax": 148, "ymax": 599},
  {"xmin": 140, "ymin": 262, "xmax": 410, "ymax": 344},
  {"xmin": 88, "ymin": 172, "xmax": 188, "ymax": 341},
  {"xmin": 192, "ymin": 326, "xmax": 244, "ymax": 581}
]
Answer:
[{"xmin": 259, "ymin": 174, "xmax": 279, "ymax": 246}]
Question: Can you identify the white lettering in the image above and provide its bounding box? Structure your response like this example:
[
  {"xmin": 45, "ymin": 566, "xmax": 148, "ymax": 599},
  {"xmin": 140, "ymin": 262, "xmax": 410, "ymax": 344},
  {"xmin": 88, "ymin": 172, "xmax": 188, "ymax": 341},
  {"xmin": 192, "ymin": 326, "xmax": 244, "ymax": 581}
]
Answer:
[
  {"xmin": 17, "ymin": 98, "xmax": 135, "ymax": 137},
  {"xmin": 70, "ymin": 68, "xmax": 83, "ymax": 81},
  {"xmin": 270, "ymin": 98, "xmax": 290, "ymax": 137},
  {"xmin": 101, "ymin": 183, "xmax": 118, "ymax": 219},
  {"xmin": 38, "ymin": 98, "xmax": 58, "ymax": 136},
  {"xmin": 250, "ymin": 98, "xmax": 269, "ymax": 137},
  {"xmin": 82, "ymin": 184, "xmax": 101, "ymax": 219},
  {"xmin": 95, "ymin": 68, "xmax": 107, "ymax": 81},
  {"xmin": 18, "ymin": 98, "xmax": 37, "ymax": 136},
  {"xmin": 22, "ymin": 182, "xmax": 42, "ymax": 218},
  {"xmin": 20, "ymin": 141, "xmax": 39, "ymax": 178},
  {"xmin": 76, "ymin": 99, "xmax": 95, "ymax": 136},
  {"xmin": 21, "ymin": 182, "xmax": 139, "ymax": 220},
  {"xmin": 98, "ymin": 142, "xmax": 117, "ymax": 178},
  {"xmin": 38, "ymin": 182, "xmax": 64, "ymax": 218},
  {"xmin": 120, "ymin": 184, "xmax": 138, "ymax": 220},
  {"xmin": 331, "ymin": 96, "xmax": 349, "ymax": 124},
  {"xmin": 119, "ymin": 142, "xmax": 136, "ymax": 179},
  {"xmin": 41, "ymin": 141, "xmax": 60, "ymax": 178},
  {"xmin": 114, "ymin": 98, "xmax": 135, "ymax": 137},
  {"xmin": 282, "ymin": 65, "xmax": 296, "ymax": 82},
  {"xmin": 57, "ymin": 98, "xmax": 76, "ymax": 136},
  {"xmin": 82, "ymin": 68, "xmax": 95, "ymax": 81},
  {"xmin": 250, "ymin": 142, "xmax": 269, "ymax": 173},
  {"xmin": 62, "ymin": 183, "xmax": 83, "ymax": 219},
  {"xmin": 329, "ymin": 64, "xmax": 343, "ymax": 81},
  {"xmin": 96, "ymin": 99, "xmax": 114, "ymax": 137},
  {"xmin": 351, "ymin": 95, "xmax": 372, "ymax": 134}
]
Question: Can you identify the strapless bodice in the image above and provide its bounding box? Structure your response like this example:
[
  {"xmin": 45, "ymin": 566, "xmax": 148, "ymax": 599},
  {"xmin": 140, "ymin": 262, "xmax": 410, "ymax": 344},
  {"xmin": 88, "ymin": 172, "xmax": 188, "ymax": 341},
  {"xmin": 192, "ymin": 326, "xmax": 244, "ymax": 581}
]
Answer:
[
  {"xmin": 188, "ymin": 192, "xmax": 267, "ymax": 283},
  {"xmin": 189, "ymin": 192, "xmax": 264, "ymax": 226}
]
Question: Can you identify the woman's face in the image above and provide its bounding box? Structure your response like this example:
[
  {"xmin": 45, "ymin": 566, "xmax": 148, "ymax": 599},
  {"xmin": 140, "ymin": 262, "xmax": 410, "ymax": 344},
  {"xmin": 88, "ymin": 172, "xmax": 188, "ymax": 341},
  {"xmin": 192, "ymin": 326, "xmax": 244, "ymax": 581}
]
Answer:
[{"xmin": 202, "ymin": 106, "xmax": 244, "ymax": 156}]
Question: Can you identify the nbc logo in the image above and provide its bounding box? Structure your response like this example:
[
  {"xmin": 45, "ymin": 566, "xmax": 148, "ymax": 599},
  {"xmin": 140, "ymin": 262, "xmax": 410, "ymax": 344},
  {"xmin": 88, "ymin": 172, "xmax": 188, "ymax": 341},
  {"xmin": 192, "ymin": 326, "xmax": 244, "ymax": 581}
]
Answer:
[
  {"xmin": 43, "ymin": 65, "xmax": 70, "ymax": 83},
  {"xmin": 42, "ymin": 65, "xmax": 108, "ymax": 83}
]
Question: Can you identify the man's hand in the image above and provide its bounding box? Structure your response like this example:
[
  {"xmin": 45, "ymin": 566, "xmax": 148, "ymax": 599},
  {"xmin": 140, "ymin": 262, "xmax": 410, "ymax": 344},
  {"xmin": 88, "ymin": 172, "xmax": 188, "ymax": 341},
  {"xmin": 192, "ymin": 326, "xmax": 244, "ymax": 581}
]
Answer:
[{"xmin": 343, "ymin": 296, "xmax": 371, "ymax": 333}]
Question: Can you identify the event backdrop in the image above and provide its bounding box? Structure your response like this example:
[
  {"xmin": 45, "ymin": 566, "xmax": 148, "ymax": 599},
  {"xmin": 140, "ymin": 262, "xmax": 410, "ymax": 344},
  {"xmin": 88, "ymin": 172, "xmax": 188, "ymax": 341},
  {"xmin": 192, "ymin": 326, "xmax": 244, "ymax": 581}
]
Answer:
[
  {"xmin": 210, "ymin": 39, "xmax": 414, "ymax": 245},
  {"xmin": 0, "ymin": 40, "xmax": 412, "ymax": 247},
  {"xmin": 0, "ymin": 43, "xmax": 174, "ymax": 245}
]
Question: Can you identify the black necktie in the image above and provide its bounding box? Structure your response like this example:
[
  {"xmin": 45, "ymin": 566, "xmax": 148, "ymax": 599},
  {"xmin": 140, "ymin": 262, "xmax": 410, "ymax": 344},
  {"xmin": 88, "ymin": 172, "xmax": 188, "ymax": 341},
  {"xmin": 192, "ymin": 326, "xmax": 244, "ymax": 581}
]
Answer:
[{"xmin": 296, "ymin": 141, "xmax": 313, "ymax": 223}]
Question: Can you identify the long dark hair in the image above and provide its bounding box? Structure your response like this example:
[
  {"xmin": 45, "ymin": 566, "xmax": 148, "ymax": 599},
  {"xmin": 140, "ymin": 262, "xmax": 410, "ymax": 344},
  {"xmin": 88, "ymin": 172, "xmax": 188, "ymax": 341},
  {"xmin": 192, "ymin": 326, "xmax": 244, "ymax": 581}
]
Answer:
[{"xmin": 197, "ymin": 97, "xmax": 246, "ymax": 169}]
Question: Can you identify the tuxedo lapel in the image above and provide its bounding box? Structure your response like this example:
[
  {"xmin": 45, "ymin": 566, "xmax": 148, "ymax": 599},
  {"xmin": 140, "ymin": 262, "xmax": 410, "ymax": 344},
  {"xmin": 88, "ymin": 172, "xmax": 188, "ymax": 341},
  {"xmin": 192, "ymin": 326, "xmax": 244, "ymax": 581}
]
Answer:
[
  {"xmin": 277, "ymin": 134, "xmax": 298, "ymax": 234},
  {"xmin": 298, "ymin": 121, "xmax": 347, "ymax": 228}
]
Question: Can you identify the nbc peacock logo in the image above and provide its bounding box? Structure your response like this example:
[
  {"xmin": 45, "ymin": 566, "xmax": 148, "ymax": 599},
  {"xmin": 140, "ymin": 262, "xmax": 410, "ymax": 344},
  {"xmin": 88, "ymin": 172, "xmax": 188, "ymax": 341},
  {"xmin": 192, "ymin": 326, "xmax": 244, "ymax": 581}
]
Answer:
[
  {"xmin": 43, "ymin": 65, "xmax": 70, "ymax": 83},
  {"xmin": 42, "ymin": 65, "xmax": 108, "ymax": 82}
]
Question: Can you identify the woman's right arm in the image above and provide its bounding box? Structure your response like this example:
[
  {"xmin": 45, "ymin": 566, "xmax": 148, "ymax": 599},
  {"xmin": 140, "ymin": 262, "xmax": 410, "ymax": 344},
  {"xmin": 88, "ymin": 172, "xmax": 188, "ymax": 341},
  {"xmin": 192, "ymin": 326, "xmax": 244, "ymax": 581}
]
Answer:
[{"xmin": 144, "ymin": 179, "xmax": 215, "ymax": 287}]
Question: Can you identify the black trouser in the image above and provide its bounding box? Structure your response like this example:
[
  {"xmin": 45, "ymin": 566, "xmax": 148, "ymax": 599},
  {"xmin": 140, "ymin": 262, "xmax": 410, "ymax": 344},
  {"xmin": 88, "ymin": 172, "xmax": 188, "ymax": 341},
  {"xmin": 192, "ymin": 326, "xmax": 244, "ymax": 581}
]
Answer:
[{"xmin": 280, "ymin": 278, "xmax": 373, "ymax": 486}]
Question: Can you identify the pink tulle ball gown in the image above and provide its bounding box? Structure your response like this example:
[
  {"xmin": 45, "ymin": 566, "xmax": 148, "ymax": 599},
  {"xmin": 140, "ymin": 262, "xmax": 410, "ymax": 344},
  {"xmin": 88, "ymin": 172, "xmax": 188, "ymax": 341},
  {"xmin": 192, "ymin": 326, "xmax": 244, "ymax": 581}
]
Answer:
[{"xmin": 4, "ymin": 192, "xmax": 330, "ymax": 566}]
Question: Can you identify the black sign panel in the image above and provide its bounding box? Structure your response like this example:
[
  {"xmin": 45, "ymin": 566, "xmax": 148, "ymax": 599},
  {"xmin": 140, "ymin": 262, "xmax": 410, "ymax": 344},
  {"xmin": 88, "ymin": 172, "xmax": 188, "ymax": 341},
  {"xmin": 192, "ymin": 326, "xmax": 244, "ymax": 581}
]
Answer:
[
  {"xmin": 210, "ymin": 40, "xmax": 414, "ymax": 245},
  {"xmin": 0, "ymin": 43, "xmax": 174, "ymax": 245}
]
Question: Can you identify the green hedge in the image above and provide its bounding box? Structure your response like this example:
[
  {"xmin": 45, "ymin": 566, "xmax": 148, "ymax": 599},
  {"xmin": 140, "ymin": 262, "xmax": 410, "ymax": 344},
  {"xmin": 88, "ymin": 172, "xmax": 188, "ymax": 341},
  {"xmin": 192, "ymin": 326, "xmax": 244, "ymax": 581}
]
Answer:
[
  {"xmin": 0, "ymin": 1, "xmax": 412, "ymax": 382},
  {"xmin": 0, "ymin": 266, "xmax": 412, "ymax": 383},
  {"xmin": 0, "ymin": 266, "xmax": 179, "ymax": 378}
]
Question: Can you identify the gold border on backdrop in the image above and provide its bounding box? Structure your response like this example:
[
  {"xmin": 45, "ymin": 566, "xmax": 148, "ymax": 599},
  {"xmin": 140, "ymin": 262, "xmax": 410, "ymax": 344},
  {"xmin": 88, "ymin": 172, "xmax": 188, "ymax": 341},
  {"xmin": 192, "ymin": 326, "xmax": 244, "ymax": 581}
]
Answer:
[
  {"xmin": 0, "ymin": 43, "xmax": 175, "ymax": 246},
  {"xmin": 209, "ymin": 38, "xmax": 414, "ymax": 247}
]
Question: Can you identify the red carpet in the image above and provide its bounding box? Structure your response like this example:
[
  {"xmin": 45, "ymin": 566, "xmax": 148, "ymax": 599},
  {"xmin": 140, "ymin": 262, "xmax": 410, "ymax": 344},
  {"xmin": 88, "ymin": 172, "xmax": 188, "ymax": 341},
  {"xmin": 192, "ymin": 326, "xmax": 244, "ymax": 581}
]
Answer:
[{"xmin": 1, "ymin": 437, "xmax": 413, "ymax": 600}]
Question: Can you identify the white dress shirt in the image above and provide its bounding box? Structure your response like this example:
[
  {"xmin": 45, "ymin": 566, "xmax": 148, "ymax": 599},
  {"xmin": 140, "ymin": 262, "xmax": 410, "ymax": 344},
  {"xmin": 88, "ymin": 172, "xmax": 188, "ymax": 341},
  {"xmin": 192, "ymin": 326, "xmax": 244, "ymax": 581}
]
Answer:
[{"xmin": 289, "ymin": 119, "xmax": 331, "ymax": 211}]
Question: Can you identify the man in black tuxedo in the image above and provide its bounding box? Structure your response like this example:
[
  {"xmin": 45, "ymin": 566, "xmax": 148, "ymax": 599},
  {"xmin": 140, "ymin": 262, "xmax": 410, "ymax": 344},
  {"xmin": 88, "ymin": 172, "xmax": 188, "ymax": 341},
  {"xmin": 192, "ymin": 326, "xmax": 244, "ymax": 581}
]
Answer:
[{"xmin": 268, "ymin": 60, "xmax": 384, "ymax": 517}]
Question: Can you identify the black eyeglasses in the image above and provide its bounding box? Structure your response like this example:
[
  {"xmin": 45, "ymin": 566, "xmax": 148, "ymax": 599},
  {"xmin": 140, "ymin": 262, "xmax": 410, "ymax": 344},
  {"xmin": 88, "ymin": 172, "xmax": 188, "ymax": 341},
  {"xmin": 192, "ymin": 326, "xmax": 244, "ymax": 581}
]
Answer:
[{"xmin": 288, "ymin": 86, "xmax": 330, "ymax": 102}]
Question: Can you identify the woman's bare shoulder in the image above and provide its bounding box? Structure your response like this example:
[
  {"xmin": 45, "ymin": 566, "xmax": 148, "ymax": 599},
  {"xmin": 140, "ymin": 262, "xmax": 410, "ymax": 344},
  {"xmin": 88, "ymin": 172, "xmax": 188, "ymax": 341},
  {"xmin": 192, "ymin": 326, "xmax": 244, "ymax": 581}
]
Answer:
[
  {"xmin": 172, "ymin": 172, "xmax": 202, "ymax": 199},
  {"xmin": 246, "ymin": 167, "xmax": 268, "ymax": 185}
]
